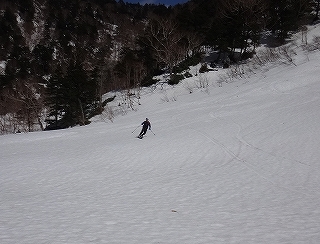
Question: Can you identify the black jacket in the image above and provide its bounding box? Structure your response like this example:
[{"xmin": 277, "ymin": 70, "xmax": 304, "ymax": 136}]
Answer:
[{"xmin": 141, "ymin": 120, "xmax": 151, "ymax": 130}]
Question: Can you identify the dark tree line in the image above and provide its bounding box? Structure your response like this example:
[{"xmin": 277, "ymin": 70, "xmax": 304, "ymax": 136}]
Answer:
[{"xmin": 0, "ymin": 0, "xmax": 317, "ymax": 132}]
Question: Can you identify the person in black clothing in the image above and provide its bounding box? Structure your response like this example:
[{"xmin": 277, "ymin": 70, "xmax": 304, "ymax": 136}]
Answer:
[{"xmin": 138, "ymin": 118, "xmax": 151, "ymax": 138}]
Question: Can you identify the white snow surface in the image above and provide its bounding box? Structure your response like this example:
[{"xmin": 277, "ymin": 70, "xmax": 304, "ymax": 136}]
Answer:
[{"xmin": 1, "ymin": 26, "xmax": 320, "ymax": 244}]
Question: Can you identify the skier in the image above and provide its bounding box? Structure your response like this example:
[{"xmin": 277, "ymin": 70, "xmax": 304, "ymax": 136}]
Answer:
[{"xmin": 138, "ymin": 118, "xmax": 151, "ymax": 139}]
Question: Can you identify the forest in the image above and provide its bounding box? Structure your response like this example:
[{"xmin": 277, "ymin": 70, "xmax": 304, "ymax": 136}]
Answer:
[{"xmin": 0, "ymin": 0, "xmax": 319, "ymax": 133}]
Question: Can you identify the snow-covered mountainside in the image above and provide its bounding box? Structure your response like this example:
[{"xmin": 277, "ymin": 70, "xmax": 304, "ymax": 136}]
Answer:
[{"xmin": 1, "ymin": 25, "xmax": 320, "ymax": 244}]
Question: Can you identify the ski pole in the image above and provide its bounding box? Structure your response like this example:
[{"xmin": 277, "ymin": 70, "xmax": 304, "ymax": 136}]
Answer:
[
  {"xmin": 150, "ymin": 129, "xmax": 156, "ymax": 135},
  {"xmin": 132, "ymin": 125, "xmax": 140, "ymax": 133}
]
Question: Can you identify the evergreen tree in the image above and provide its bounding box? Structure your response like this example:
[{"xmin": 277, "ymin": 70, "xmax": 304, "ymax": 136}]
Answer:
[
  {"xmin": 45, "ymin": 61, "xmax": 98, "ymax": 129},
  {"xmin": 0, "ymin": 8, "xmax": 26, "ymax": 87},
  {"xmin": 266, "ymin": 0, "xmax": 312, "ymax": 43},
  {"xmin": 45, "ymin": 66, "xmax": 65, "ymax": 129}
]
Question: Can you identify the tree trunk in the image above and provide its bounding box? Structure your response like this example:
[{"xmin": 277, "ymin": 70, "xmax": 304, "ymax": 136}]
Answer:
[{"xmin": 78, "ymin": 98, "xmax": 85, "ymax": 125}]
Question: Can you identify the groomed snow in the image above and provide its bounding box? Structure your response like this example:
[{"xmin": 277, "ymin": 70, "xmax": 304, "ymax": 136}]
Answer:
[{"xmin": 1, "ymin": 25, "xmax": 320, "ymax": 244}]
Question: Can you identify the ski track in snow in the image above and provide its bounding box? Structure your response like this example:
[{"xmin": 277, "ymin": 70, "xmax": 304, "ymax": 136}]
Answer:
[{"xmin": 173, "ymin": 80, "xmax": 315, "ymax": 198}]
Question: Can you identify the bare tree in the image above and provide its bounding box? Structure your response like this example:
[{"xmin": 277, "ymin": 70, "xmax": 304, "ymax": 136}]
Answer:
[
  {"xmin": 184, "ymin": 32, "xmax": 203, "ymax": 58},
  {"xmin": 144, "ymin": 17, "xmax": 187, "ymax": 74},
  {"xmin": 3, "ymin": 80, "xmax": 45, "ymax": 132}
]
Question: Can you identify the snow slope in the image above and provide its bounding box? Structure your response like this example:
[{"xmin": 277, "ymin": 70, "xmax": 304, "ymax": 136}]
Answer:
[{"xmin": 1, "ymin": 26, "xmax": 320, "ymax": 244}]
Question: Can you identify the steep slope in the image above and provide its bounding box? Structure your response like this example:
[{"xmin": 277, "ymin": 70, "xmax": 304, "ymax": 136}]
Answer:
[{"xmin": 1, "ymin": 25, "xmax": 320, "ymax": 244}]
